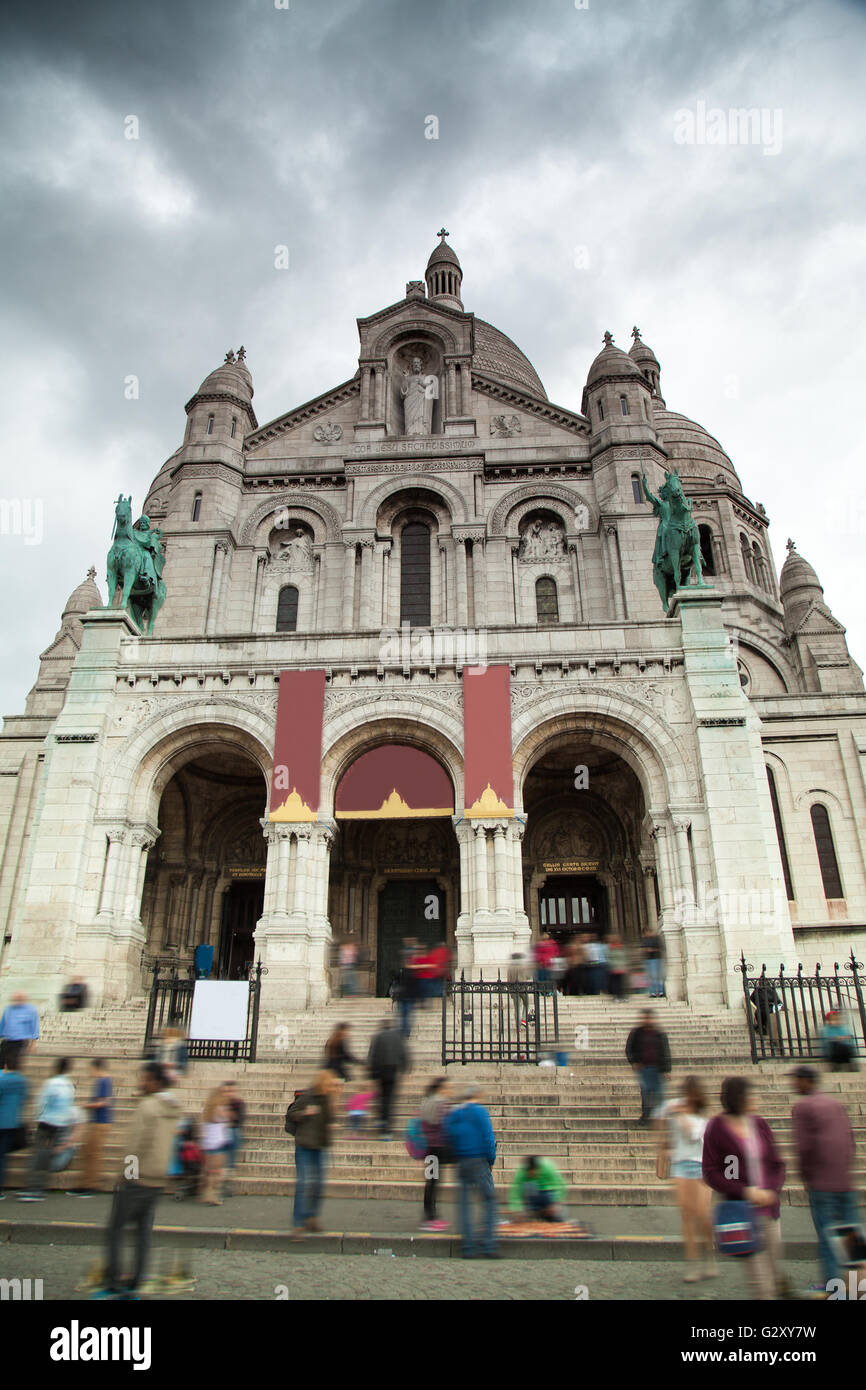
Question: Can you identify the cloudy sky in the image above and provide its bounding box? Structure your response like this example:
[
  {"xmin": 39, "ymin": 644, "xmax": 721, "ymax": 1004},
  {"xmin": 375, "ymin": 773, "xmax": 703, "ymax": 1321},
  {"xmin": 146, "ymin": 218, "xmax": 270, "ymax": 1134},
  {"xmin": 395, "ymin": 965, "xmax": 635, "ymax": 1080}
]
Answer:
[{"xmin": 1, "ymin": 0, "xmax": 864, "ymax": 716}]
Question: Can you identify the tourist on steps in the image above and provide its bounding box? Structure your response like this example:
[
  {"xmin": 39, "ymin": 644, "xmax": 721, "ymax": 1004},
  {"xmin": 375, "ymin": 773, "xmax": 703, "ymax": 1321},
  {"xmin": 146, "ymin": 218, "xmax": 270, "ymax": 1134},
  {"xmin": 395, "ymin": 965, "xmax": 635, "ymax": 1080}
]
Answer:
[
  {"xmin": 790, "ymin": 1064, "xmax": 859, "ymax": 1291},
  {"xmin": 702, "ymin": 1076, "xmax": 786, "ymax": 1301},
  {"xmin": 508, "ymin": 1155, "xmax": 567, "ymax": 1223},
  {"xmin": 19, "ymin": 1056, "xmax": 77, "ymax": 1201},
  {"xmin": 93, "ymin": 1061, "xmax": 178, "ymax": 1299},
  {"xmin": 67, "ymin": 1057, "xmax": 113, "ymax": 1198},
  {"xmin": 655, "ymin": 1075, "xmax": 715, "ymax": 1281},
  {"xmin": 0, "ymin": 991, "xmax": 40, "ymax": 1069},
  {"xmin": 199, "ymin": 1083, "xmax": 231, "ymax": 1204},
  {"xmin": 419, "ymin": 1076, "xmax": 451, "ymax": 1231},
  {"xmin": 323, "ymin": 1022, "xmax": 360, "ymax": 1081},
  {"xmin": 367, "ymin": 1016, "xmax": 411, "ymax": 1140},
  {"xmin": 625, "ymin": 1009, "xmax": 672, "ymax": 1125},
  {"xmin": 0, "ymin": 1051, "xmax": 29, "ymax": 1199},
  {"xmin": 444, "ymin": 1085, "xmax": 498, "ymax": 1259},
  {"xmin": 285, "ymin": 1069, "xmax": 341, "ymax": 1234}
]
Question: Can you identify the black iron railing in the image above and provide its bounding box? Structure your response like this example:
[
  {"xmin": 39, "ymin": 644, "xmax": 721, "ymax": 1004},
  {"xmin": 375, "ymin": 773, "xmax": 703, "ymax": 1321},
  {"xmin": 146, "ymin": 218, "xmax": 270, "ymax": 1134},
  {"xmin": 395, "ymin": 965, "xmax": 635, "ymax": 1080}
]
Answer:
[
  {"xmin": 144, "ymin": 960, "xmax": 266, "ymax": 1063},
  {"xmin": 736, "ymin": 951, "xmax": 866, "ymax": 1064},
  {"xmin": 442, "ymin": 972, "xmax": 560, "ymax": 1065}
]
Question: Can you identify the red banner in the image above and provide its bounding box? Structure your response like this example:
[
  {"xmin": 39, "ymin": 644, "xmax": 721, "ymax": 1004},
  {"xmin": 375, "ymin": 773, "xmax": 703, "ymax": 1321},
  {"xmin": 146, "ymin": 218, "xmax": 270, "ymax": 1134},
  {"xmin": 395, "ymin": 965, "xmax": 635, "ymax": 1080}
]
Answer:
[
  {"xmin": 463, "ymin": 665, "xmax": 514, "ymax": 817},
  {"xmin": 336, "ymin": 745, "xmax": 453, "ymax": 818},
  {"xmin": 269, "ymin": 670, "xmax": 325, "ymax": 821}
]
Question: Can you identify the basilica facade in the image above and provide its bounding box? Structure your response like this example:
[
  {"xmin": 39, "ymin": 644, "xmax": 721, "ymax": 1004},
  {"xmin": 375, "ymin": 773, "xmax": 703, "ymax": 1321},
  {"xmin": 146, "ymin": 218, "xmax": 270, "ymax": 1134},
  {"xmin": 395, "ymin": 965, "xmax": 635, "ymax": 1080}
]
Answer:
[{"xmin": 1, "ymin": 234, "xmax": 864, "ymax": 1015}]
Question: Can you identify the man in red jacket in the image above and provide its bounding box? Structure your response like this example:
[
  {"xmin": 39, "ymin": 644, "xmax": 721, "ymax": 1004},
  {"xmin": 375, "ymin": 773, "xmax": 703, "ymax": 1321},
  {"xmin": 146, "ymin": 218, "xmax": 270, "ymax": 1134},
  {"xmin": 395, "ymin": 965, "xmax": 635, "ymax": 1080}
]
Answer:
[{"xmin": 790, "ymin": 1065, "xmax": 859, "ymax": 1290}]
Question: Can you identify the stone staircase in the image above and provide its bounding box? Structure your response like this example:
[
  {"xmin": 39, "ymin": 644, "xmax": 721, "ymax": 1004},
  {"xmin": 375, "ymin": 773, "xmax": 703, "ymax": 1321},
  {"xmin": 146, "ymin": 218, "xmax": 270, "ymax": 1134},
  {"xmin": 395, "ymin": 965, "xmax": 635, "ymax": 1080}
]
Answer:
[{"xmin": 15, "ymin": 995, "xmax": 865, "ymax": 1209}]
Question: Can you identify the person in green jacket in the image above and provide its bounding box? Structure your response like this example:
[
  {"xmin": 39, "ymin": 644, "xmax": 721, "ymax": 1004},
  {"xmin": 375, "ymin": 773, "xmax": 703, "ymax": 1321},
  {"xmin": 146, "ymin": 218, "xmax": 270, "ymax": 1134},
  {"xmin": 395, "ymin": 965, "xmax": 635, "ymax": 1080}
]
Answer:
[{"xmin": 508, "ymin": 1155, "xmax": 567, "ymax": 1222}]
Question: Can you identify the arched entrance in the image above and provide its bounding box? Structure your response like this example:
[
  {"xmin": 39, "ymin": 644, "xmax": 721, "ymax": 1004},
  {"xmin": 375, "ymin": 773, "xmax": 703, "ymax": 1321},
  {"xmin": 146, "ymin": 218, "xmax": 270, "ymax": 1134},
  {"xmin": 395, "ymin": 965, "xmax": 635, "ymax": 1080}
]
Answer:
[
  {"xmin": 141, "ymin": 746, "xmax": 268, "ymax": 978},
  {"xmin": 327, "ymin": 743, "xmax": 459, "ymax": 995},
  {"xmin": 522, "ymin": 738, "xmax": 652, "ymax": 946}
]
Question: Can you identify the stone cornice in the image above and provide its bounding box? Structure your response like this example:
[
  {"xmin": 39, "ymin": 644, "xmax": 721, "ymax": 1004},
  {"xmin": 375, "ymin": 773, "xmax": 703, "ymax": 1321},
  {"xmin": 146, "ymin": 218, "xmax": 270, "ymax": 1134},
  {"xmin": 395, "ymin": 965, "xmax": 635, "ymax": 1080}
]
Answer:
[{"xmin": 184, "ymin": 391, "xmax": 258, "ymax": 429}]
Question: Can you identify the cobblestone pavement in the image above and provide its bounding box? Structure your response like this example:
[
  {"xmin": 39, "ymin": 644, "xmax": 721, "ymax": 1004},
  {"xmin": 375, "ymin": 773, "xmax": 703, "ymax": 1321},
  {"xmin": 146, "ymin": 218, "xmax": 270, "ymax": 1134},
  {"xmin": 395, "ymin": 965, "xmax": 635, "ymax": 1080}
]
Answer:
[{"xmin": 2, "ymin": 1245, "xmax": 817, "ymax": 1300}]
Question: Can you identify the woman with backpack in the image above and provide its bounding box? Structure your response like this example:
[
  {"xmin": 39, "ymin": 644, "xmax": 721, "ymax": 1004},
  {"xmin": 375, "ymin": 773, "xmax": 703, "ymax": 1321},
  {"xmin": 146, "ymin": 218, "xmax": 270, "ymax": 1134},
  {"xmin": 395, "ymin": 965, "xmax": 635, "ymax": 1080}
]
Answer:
[
  {"xmin": 322, "ymin": 1023, "xmax": 360, "ymax": 1082},
  {"xmin": 285, "ymin": 1070, "xmax": 341, "ymax": 1234},
  {"xmin": 702, "ymin": 1076, "xmax": 785, "ymax": 1299},
  {"xmin": 417, "ymin": 1076, "xmax": 451, "ymax": 1232}
]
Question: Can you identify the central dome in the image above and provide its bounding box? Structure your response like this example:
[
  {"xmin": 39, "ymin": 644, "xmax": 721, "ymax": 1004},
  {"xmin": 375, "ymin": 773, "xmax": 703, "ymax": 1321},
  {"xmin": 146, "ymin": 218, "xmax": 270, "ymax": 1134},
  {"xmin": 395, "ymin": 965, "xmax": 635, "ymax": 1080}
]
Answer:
[{"xmin": 473, "ymin": 318, "xmax": 547, "ymax": 400}]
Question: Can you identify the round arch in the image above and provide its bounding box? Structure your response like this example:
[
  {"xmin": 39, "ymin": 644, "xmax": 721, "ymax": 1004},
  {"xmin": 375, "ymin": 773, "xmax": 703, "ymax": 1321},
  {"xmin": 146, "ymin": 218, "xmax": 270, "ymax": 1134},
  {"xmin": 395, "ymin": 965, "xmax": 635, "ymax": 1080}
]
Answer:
[
  {"xmin": 321, "ymin": 715, "xmax": 464, "ymax": 818},
  {"xmin": 512, "ymin": 697, "xmax": 690, "ymax": 814},
  {"xmin": 240, "ymin": 493, "xmax": 343, "ymax": 546},
  {"xmin": 489, "ymin": 483, "xmax": 597, "ymax": 537},
  {"xmin": 98, "ymin": 703, "xmax": 274, "ymax": 827},
  {"xmin": 357, "ymin": 474, "xmax": 469, "ymax": 530},
  {"xmin": 369, "ymin": 319, "xmax": 459, "ymax": 358}
]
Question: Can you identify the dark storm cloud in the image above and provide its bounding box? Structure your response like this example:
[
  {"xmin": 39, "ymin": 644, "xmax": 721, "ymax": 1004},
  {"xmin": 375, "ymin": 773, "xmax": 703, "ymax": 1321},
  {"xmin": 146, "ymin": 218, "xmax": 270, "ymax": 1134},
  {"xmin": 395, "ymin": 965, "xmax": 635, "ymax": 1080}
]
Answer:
[{"xmin": 0, "ymin": 0, "xmax": 864, "ymax": 716}]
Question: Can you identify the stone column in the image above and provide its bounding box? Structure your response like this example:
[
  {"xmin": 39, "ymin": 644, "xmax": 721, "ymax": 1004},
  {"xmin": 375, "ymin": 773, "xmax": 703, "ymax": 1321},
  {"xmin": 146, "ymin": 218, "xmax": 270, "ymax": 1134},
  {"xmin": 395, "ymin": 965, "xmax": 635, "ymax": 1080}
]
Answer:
[
  {"xmin": 341, "ymin": 542, "xmax": 356, "ymax": 631},
  {"xmin": 438, "ymin": 542, "xmax": 449, "ymax": 624},
  {"xmin": 455, "ymin": 536, "xmax": 469, "ymax": 627},
  {"xmin": 650, "ymin": 820, "xmax": 675, "ymax": 917},
  {"xmin": 96, "ymin": 828, "xmax": 128, "ymax": 921},
  {"xmin": 360, "ymin": 365, "xmax": 372, "ymax": 418},
  {"xmin": 380, "ymin": 541, "xmax": 392, "ymax": 625},
  {"xmin": 673, "ymin": 818, "xmax": 695, "ymax": 909},
  {"xmin": 255, "ymin": 821, "xmax": 334, "ymax": 1015},
  {"xmin": 473, "ymin": 537, "xmax": 487, "ymax": 629},
  {"xmin": 511, "ymin": 546, "xmax": 522, "ymax": 623},
  {"xmin": 447, "ymin": 361, "xmax": 457, "ymax": 418},
  {"xmin": 642, "ymin": 863, "xmax": 659, "ymax": 931},
  {"xmin": 206, "ymin": 541, "xmax": 229, "ymax": 636},
  {"xmin": 473, "ymin": 825, "xmax": 489, "ymax": 914},
  {"xmin": 493, "ymin": 824, "xmax": 508, "ymax": 912},
  {"xmin": 568, "ymin": 542, "xmax": 584, "ymax": 622},
  {"xmin": 358, "ymin": 538, "xmax": 375, "ymax": 629},
  {"xmin": 252, "ymin": 553, "xmax": 267, "ymax": 631},
  {"xmin": 120, "ymin": 830, "xmax": 156, "ymax": 923},
  {"xmin": 460, "ymin": 361, "xmax": 471, "ymax": 416},
  {"xmin": 604, "ymin": 524, "xmax": 625, "ymax": 621}
]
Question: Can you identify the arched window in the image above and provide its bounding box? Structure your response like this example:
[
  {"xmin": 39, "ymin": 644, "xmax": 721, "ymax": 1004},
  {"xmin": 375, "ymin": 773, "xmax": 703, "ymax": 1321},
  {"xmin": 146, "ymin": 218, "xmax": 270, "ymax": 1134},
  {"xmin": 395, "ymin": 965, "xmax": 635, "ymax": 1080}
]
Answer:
[
  {"xmin": 753, "ymin": 542, "xmax": 769, "ymax": 593},
  {"xmin": 740, "ymin": 533, "xmax": 755, "ymax": 583},
  {"xmin": 231, "ymin": 417, "xmax": 237, "ymax": 438},
  {"xmin": 191, "ymin": 492, "xmax": 202, "ymax": 522},
  {"xmin": 810, "ymin": 804, "xmax": 843, "ymax": 898},
  {"xmin": 400, "ymin": 522, "xmax": 431, "ymax": 626},
  {"xmin": 766, "ymin": 767, "xmax": 794, "ymax": 901},
  {"xmin": 276, "ymin": 585, "xmax": 299, "ymax": 633},
  {"xmin": 206, "ymin": 414, "xmax": 215, "ymax": 435},
  {"xmin": 536, "ymin": 576, "xmax": 559, "ymax": 624},
  {"xmin": 631, "ymin": 474, "xmax": 642, "ymax": 505},
  {"xmin": 619, "ymin": 394, "xmax": 629, "ymax": 416},
  {"xmin": 598, "ymin": 400, "xmax": 604, "ymax": 422},
  {"xmin": 698, "ymin": 524, "xmax": 716, "ymax": 576}
]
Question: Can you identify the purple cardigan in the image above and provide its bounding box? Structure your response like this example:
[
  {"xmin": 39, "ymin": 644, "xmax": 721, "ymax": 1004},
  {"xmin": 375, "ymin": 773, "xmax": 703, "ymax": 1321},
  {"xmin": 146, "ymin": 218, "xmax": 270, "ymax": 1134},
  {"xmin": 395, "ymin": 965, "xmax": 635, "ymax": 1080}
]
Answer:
[{"xmin": 702, "ymin": 1114, "xmax": 786, "ymax": 1221}]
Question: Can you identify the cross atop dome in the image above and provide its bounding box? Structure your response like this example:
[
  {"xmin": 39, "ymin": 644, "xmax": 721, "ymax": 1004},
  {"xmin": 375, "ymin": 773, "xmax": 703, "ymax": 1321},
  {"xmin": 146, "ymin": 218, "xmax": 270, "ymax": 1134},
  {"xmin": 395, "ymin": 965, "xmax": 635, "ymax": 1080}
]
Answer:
[
  {"xmin": 436, "ymin": 227, "xmax": 450, "ymax": 243},
  {"xmin": 603, "ymin": 330, "xmax": 614, "ymax": 347},
  {"xmin": 425, "ymin": 230, "xmax": 463, "ymax": 308},
  {"xmin": 632, "ymin": 326, "xmax": 641, "ymax": 341}
]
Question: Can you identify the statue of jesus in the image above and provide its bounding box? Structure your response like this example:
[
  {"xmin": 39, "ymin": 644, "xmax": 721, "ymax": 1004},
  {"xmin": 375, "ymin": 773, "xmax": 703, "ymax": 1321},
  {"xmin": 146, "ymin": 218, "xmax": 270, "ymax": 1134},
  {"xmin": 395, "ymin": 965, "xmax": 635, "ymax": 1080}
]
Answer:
[{"xmin": 400, "ymin": 356, "xmax": 438, "ymax": 436}]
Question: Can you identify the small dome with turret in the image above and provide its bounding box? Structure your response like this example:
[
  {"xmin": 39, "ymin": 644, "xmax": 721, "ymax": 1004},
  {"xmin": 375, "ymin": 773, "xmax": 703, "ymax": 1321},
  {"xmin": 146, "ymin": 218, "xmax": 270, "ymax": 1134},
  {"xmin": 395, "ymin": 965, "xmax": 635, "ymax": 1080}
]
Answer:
[
  {"xmin": 779, "ymin": 540, "xmax": 825, "ymax": 630},
  {"xmin": 425, "ymin": 229, "xmax": 463, "ymax": 310},
  {"xmin": 585, "ymin": 331, "xmax": 645, "ymax": 389},
  {"xmin": 195, "ymin": 347, "xmax": 253, "ymax": 403},
  {"xmin": 62, "ymin": 567, "xmax": 102, "ymax": 619}
]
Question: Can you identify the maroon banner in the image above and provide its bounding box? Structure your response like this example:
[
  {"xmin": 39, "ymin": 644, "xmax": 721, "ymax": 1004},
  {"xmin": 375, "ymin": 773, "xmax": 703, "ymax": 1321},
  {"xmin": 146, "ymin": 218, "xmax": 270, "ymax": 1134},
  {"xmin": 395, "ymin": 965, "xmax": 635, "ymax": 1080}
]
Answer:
[
  {"xmin": 269, "ymin": 669, "xmax": 325, "ymax": 821},
  {"xmin": 463, "ymin": 665, "xmax": 514, "ymax": 817},
  {"xmin": 336, "ymin": 744, "xmax": 453, "ymax": 818}
]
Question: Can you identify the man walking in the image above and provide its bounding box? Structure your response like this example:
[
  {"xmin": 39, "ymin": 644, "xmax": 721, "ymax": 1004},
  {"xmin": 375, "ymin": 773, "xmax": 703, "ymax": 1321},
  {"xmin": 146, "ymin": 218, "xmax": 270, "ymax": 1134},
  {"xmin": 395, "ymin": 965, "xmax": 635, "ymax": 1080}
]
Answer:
[
  {"xmin": 0, "ymin": 992, "xmax": 40, "ymax": 1068},
  {"xmin": 93, "ymin": 1061, "xmax": 178, "ymax": 1299},
  {"xmin": 444, "ymin": 1085, "xmax": 498, "ymax": 1258},
  {"xmin": 626, "ymin": 1008, "xmax": 672, "ymax": 1125},
  {"xmin": 19, "ymin": 1057, "xmax": 77, "ymax": 1201},
  {"xmin": 642, "ymin": 929, "xmax": 665, "ymax": 998},
  {"xmin": 367, "ymin": 1016, "xmax": 410, "ymax": 1140},
  {"xmin": 790, "ymin": 1064, "xmax": 858, "ymax": 1290}
]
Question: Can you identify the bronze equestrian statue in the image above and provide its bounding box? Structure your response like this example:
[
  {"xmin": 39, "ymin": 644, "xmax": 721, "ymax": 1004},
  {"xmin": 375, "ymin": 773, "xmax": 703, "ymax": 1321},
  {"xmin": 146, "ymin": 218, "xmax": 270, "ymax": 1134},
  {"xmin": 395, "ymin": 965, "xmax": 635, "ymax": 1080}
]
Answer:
[
  {"xmin": 106, "ymin": 495, "xmax": 166, "ymax": 635},
  {"xmin": 641, "ymin": 468, "xmax": 706, "ymax": 614}
]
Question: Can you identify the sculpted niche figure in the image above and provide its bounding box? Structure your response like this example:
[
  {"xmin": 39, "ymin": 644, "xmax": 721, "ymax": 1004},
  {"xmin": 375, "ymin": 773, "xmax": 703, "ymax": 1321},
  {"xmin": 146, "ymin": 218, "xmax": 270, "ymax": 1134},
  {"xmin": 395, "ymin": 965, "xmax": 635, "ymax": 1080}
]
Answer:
[
  {"xmin": 400, "ymin": 355, "xmax": 439, "ymax": 436},
  {"xmin": 279, "ymin": 527, "xmax": 314, "ymax": 571}
]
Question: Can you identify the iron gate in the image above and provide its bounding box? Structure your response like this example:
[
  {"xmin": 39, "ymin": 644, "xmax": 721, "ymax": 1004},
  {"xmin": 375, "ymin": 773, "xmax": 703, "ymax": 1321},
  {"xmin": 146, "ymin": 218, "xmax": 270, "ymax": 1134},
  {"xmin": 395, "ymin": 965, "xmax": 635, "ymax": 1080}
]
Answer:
[
  {"xmin": 442, "ymin": 972, "xmax": 560, "ymax": 1064},
  {"xmin": 737, "ymin": 951, "xmax": 866, "ymax": 1064},
  {"xmin": 144, "ymin": 959, "xmax": 266, "ymax": 1062}
]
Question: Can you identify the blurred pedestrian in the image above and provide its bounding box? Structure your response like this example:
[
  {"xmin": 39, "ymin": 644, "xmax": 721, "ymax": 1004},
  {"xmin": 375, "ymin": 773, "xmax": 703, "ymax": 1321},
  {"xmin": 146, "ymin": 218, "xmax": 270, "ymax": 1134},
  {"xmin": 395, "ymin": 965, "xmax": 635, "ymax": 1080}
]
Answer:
[
  {"xmin": 367, "ymin": 1016, "xmax": 410, "ymax": 1140},
  {"xmin": 0, "ymin": 1051, "xmax": 29, "ymax": 1198},
  {"xmin": 285, "ymin": 1070, "xmax": 341, "ymax": 1234},
  {"xmin": 419, "ymin": 1076, "xmax": 451, "ymax": 1231},
  {"xmin": 59, "ymin": 977, "xmax": 89, "ymax": 1012},
  {"xmin": 790, "ymin": 1064, "xmax": 858, "ymax": 1290},
  {"xmin": 199, "ymin": 1084, "xmax": 231, "ymax": 1205},
  {"xmin": 444, "ymin": 1085, "xmax": 498, "ymax": 1258},
  {"xmin": 702, "ymin": 1076, "xmax": 786, "ymax": 1300},
  {"xmin": 68, "ymin": 1058, "xmax": 113, "ymax": 1197},
  {"xmin": 508, "ymin": 1155, "xmax": 567, "ymax": 1222},
  {"xmin": 154, "ymin": 1026, "xmax": 188, "ymax": 1083},
  {"xmin": 323, "ymin": 1022, "xmax": 360, "ymax": 1081},
  {"xmin": 92, "ymin": 1061, "xmax": 178, "ymax": 1299},
  {"xmin": 223, "ymin": 1080, "xmax": 246, "ymax": 1198},
  {"xmin": 655, "ymin": 1075, "xmax": 714, "ymax": 1281},
  {"xmin": 533, "ymin": 931, "xmax": 557, "ymax": 986},
  {"xmin": 0, "ymin": 992, "xmax": 39, "ymax": 1068},
  {"xmin": 338, "ymin": 940, "xmax": 359, "ymax": 997},
  {"xmin": 19, "ymin": 1057, "xmax": 76, "ymax": 1201},
  {"xmin": 642, "ymin": 929, "xmax": 665, "ymax": 998},
  {"xmin": 585, "ymin": 932, "xmax": 608, "ymax": 995},
  {"xmin": 625, "ymin": 1008, "xmax": 672, "ymax": 1125},
  {"xmin": 607, "ymin": 934, "xmax": 628, "ymax": 1001},
  {"xmin": 507, "ymin": 952, "xmax": 531, "ymax": 1047},
  {"xmin": 819, "ymin": 1010, "xmax": 858, "ymax": 1071}
]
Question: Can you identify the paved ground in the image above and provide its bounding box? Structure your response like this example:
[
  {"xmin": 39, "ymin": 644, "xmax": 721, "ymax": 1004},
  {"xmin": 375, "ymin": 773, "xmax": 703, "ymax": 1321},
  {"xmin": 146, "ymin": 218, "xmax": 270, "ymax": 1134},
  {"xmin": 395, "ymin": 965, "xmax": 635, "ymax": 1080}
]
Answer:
[{"xmin": 0, "ymin": 1243, "xmax": 819, "ymax": 1300}]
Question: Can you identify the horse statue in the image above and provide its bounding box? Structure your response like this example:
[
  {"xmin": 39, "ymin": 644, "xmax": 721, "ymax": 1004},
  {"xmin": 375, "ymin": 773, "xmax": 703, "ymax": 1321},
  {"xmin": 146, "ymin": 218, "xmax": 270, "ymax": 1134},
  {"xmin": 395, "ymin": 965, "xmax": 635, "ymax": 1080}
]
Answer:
[
  {"xmin": 641, "ymin": 468, "xmax": 706, "ymax": 614},
  {"xmin": 106, "ymin": 495, "xmax": 166, "ymax": 635}
]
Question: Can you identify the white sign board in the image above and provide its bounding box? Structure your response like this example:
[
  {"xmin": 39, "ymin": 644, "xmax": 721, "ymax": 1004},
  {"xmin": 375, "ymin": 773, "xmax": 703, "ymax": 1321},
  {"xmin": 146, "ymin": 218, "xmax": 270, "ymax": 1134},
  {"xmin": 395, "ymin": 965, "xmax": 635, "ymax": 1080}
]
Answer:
[{"xmin": 188, "ymin": 981, "xmax": 249, "ymax": 1042}]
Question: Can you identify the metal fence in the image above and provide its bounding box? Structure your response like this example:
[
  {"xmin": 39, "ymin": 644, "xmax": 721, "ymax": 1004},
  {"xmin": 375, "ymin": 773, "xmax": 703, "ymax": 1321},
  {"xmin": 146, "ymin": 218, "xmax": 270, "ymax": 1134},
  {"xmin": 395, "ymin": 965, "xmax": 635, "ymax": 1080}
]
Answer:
[
  {"xmin": 737, "ymin": 951, "xmax": 866, "ymax": 1064},
  {"xmin": 442, "ymin": 972, "xmax": 560, "ymax": 1065},
  {"xmin": 143, "ymin": 960, "xmax": 266, "ymax": 1063}
]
